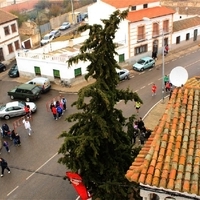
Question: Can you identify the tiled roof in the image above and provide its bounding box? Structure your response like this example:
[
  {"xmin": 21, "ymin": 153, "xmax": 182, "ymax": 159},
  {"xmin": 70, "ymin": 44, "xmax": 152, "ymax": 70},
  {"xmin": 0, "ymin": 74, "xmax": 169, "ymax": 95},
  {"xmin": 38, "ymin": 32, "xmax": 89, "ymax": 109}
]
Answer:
[
  {"xmin": 127, "ymin": 6, "xmax": 175, "ymax": 22},
  {"xmin": 0, "ymin": 9, "xmax": 17, "ymax": 24},
  {"xmin": 173, "ymin": 16, "xmax": 200, "ymax": 32},
  {"xmin": 125, "ymin": 77, "xmax": 200, "ymax": 197},
  {"xmin": 101, "ymin": 0, "xmax": 158, "ymax": 8},
  {"xmin": 2, "ymin": 0, "xmax": 39, "ymax": 13}
]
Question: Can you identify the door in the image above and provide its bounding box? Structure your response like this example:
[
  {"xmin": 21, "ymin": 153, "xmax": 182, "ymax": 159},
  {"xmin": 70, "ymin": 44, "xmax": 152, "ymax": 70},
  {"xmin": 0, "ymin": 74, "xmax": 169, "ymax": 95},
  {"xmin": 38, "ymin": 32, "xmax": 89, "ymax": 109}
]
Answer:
[
  {"xmin": 34, "ymin": 66, "xmax": 41, "ymax": 75},
  {"xmin": 53, "ymin": 69, "xmax": 60, "ymax": 78},
  {"xmin": 74, "ymin": 68, "xmax": 82, "ymax": 77},
  {"xmin": 0, "ymin": 48, "xmax": 5, "ymax": 61},
  {"xmin": 119, "ymin": 54, "xmax": 125, "ymax": 63},
  {"xmin": 194, "ymin": 29, "xmax": 198, "ymax": 41},
  {"xmin": 24, "ymin": 40, "xmax": 31, "ymax": 49}
]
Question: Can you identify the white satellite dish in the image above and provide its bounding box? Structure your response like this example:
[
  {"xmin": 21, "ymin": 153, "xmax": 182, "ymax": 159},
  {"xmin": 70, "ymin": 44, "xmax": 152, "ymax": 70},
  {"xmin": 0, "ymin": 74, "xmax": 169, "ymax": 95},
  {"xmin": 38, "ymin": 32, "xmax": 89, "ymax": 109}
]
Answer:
[{"xmin": 169, "ymin": 66, "xmax": 188, "ymax": 87}]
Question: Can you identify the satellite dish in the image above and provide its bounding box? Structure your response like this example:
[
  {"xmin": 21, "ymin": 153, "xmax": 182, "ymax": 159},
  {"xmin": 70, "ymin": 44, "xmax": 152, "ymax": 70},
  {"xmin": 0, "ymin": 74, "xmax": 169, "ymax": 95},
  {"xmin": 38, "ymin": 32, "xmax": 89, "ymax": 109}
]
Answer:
[{"xmin": 169, "ymin": 66, "xmax": 188, "ymax": 87}]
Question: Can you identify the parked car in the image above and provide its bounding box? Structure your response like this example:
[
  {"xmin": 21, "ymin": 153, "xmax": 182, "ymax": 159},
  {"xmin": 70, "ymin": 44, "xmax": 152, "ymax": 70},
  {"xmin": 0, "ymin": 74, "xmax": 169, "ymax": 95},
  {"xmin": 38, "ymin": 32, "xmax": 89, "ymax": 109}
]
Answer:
[
  {"xmin": 41, "ymin": 33, "xmax": 54, "ymax": 46},
  {"xmin": 50, "ymin": 29, "xmax": 61, "ymax": 38},
  {"xmin": 81, "ymin": 12, "xmax": 88, "ymax": 20},
  {"xmin": 116, "ymin": 69, "xmax": 130, "ymax": 80},
  {"xmin": 8, "ymin": 84, "xmax": 42, "ymax": 102},
  {"xmin": 0, "ymin": 101, "xmax": 37, "ymax": 120},
  {"xmin": 0, "ymin": 62, "xmax": 6, "ymax": 72},
  {"xmin": 8, "ymin": 64, "xmax": 19, "ymax": 78},
  {"xmin": 59, "ymin": 22, "xmax": 71, "ymax": 30},
  {"xmin": 133, "ymin": 57, "xmax": 155, "ymax": 72},
  {"xmin": 26, "ymin": 77, "xmax": 51, "ymax": 93}
]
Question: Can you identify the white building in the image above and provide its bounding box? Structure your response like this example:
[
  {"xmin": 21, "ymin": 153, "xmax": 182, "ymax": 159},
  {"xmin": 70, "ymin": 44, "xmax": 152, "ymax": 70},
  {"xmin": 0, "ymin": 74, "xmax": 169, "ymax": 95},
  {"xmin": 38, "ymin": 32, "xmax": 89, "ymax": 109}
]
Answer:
[{"xmin": 0, "ymin": 9, "xmax": 21, "ymax": 61}]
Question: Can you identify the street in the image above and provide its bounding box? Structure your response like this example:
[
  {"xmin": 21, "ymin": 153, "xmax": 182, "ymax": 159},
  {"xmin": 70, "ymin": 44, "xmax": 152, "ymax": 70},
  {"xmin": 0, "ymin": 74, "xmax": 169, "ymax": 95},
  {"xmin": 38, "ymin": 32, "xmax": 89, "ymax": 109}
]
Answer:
[{"xmin": 0, "ymin": 47, "xmax": 200, "ymax": 199}]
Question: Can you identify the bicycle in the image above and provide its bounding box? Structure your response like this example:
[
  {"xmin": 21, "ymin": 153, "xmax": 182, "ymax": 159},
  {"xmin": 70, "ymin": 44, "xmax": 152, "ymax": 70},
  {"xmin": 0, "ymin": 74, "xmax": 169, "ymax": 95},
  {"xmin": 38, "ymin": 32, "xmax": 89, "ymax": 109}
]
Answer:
[{"xmin": 60, "ymin": 80, "xmax": 71, "ymax": 88}]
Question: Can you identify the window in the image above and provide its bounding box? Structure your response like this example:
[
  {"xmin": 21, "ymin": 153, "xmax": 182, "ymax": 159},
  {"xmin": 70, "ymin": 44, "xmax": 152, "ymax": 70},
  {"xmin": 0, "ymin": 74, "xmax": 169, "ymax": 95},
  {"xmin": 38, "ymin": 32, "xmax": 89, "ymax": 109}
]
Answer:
[
  {"xmin": 8, "ymin": 43, "xmax": 14, "ymax": 53},
  {"xmin": 11, "ymin": 24, "xmax": 16, "ymax": 33},
  {"xmin": 163, "ymin": 20, "xmax": 169, "ymax": 33},
  {"xmin": 53, "ymin": 69, "xmax": 60, "ymax": 78},
  {"xmin": 186, "ymin": 33, "xmax": 190, "ymax": 41},
  {"xmin": 4, "ymin": 26, "xmax": 10, "ymax": 35},
  {"xmin": 135, "ymin": 44, "xmax": 148, "ymax": 55},
  {"xmin": 143, "ymin": 4, "xmax": 148, "ymax": 8},
  {"xmin": 131, "ymin": 6, "xmax": 136, "ymax": 10},
  {"xmin": 152, "ymin": 23, "xmax": 159, "ymax": 37},
  {"xmin": 137, "ymin": 26, "xmax": 145, "ymax": 41},
  {"xmin": 14, "ymin": 40, "xmax": 20, "ymax": 50},
  {"xmin": 164, "ymin": 38, "xmax": 168, "ymax": 46},
  {"xmin": 74, "ymin": 68, "xmax": 82, "ymax": 77},
  {"xmin": 176, "ymin": 36, "xmax": 180, "ymax": 44}
]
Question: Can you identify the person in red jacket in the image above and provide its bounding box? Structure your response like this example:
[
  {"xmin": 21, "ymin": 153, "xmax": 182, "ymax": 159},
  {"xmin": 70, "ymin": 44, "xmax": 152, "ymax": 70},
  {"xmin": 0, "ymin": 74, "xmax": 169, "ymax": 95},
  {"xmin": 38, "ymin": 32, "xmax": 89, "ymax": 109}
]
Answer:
[
  {"xmin": 152, "ymin": 83, "xmax": 157, "ymax": 96},
  {"xmin": 51, "ymin": 105, "xmax": 57, "ymax": 120}
]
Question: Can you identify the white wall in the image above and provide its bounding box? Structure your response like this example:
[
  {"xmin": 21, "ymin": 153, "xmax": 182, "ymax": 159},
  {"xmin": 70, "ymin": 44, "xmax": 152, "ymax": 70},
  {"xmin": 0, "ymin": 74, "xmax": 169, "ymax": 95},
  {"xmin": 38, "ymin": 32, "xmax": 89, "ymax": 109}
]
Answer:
[{"xmin": 173, "ymin": 13, "xmax": 197, "ymax": 22}]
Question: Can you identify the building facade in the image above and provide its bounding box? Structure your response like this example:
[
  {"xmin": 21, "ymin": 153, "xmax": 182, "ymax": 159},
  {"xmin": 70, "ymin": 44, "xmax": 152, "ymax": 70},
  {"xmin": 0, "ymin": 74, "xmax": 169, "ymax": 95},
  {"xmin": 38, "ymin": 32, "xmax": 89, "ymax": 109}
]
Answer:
[{"xmin": 0, "ymin": 9, "xmax": 21, "ymax": 61}]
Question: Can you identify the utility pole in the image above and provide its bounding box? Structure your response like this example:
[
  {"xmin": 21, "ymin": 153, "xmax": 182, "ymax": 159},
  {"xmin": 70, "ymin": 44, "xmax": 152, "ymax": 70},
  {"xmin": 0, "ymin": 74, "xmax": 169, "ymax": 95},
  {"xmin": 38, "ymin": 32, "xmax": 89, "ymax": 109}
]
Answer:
[{"xmin": 70, "ymin": 0, "xmax": 74, "ymax": 24}]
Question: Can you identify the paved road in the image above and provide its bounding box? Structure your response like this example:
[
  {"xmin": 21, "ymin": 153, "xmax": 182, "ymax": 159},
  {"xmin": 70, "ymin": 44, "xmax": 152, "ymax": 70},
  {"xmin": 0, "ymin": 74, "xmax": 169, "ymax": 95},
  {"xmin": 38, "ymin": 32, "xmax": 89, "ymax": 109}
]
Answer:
[{"xmin": 0, "ymin": 47, "xmax": 200, "ymax": 199}]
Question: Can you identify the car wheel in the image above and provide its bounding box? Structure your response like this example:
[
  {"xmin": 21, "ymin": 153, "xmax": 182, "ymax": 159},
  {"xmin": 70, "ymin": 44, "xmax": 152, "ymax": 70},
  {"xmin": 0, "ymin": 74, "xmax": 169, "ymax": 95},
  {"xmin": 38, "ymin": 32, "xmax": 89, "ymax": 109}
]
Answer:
[
  {"xmin": 124, "ymin": 75, "xmax": 129, "ymax": 80},
  {"xmin": 26, "ymin": 97, "xmax": 30, "ymax": 102},
  {"xmin": 10, "ymin": 95, "xmax": 14, "ymax": 100},
  {"xmin": 3, "ymin": 67, "xmax": 6, "ymax": 71},
  {"xmin": 140, "ymin": 68, "xmax": 144, "ymax": 72},
  {"xmin": 4, "ymin": 115, "xmax": 10, "ymax": 120}
]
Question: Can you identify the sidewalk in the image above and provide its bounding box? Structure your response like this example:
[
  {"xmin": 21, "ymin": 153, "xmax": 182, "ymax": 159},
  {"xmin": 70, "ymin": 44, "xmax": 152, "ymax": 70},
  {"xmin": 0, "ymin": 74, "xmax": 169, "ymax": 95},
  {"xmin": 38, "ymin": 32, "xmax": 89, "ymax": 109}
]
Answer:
[{"xmin": 14, "ymin": 40, "xmax": 200, "ymax": 94}]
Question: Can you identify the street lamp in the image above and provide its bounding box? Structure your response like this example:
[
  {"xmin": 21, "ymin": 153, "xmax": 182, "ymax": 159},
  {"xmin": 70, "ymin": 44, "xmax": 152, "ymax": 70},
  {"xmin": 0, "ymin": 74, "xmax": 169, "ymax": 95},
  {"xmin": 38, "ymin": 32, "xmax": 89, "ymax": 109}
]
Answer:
[
  {"xmin": 143, "ymin": 17, "xmax": 165, "ymax": 103},
  {"xmin": 70, "ymin": 0, "xmax": 75, "ymax": 24}
]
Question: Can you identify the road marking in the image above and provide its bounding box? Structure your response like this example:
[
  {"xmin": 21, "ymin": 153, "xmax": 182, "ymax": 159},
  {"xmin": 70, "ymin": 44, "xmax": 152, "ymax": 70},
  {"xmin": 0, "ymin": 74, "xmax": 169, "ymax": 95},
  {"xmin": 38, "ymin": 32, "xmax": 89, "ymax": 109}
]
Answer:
[
  {"xmin": 135, "ymin": 90, "xmax": 139, "ymax": 92},
  {"xmin": 139, "ymin": 72, "xmax": 145, "ymax": 75},
  {"xmin": 140, "ymin": 86, "xmax": 145, "ymax": 89},
  {"xmin": 130, "ymin": 75, "xmax": 135, "ymax": 78},
  {"xmin": 26, "ymin": 152, "xmax": 58, "ymax": 180},
  {"xmin": 158, "ymin": 77, "xmax": 162, "ymax": 80},
  {"xmin": 148, "ymin": 82, "xmax": 153, "ymax": 85},
  {"xmin": 7, "ymin": 186, "xmax": 19, "ymax": 196}
]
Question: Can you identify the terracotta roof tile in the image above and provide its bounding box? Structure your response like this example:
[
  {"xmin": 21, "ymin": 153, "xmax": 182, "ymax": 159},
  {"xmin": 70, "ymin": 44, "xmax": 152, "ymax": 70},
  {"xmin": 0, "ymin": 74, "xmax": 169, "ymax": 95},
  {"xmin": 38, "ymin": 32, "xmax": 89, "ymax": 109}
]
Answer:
[
  {"xmin": 127, "ymin": 6, "xmax": 175, "ymax": 23},
  {"xmin": 102, "ymin": 0, "xmax": 157, "ymax": 8},
  {"xmin": 0, "ymin": 9, "xmax": 17, "ymax": 24},
  {"xmin": 125, "ymin": 77, "xmax": 200, "ymax": 197}
]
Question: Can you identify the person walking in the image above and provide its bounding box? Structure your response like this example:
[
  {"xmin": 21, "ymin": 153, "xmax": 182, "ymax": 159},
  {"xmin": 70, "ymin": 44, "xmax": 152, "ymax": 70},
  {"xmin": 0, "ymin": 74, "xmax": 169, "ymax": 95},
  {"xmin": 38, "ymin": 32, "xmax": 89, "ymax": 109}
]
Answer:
[
  {"xmin": 0, "ymin": 158, "xmax": 11, "ymax": 177},
  {"xmin": 1, "ymin": 124, "xmax": 10, "ymax": 138},
  {"xmin": 138, "ymin": 117, "xmax": 145, "ymax": 131},
  {"xmin": 57, "ymin": 105, "xmax": 63, "ymax": 119},
  {"xmin": 165, "ymin": 81, "xmax": 171, "ymax": 92},
  {"xmin": 135, "ymin": 101, "xmax": 141, "ymax": 113},
  {"xmin": 22, "ymin": 117, "xmax": 32, "ymax": 136},
  {"xmin": 51, "ymin": 105, "xmax": 57, "ymax": 120},
  {"xmin": 61, "ymin": 97, "xmax": 67, "ymax": 111},
  {"xmin": 164, "ymin": 75, "xmax": 169, "ymax": 86},
  {"xmin": 152, "ymin": 83, "xmax": 157, "ymax": 96},
  {"xmin": 3, "ymin": 141, "xmax": 10, "ymax": 153},
  {"xmin": 24, "ymin": 104, "xmax": 31, "ymax": 118},
  {"xmin": 13, "ymin": 132, "xmax": 21, "ymax": 146}
]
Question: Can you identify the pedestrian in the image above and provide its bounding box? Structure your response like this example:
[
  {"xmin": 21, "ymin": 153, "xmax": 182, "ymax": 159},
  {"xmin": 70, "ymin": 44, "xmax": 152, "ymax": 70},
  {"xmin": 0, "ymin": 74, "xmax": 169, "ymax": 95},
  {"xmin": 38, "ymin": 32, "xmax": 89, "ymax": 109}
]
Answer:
[
  {"xmin": 169, "ymin": 89, "xmax": 173, "ymax": 100},
  {"xmin": 0, "ymin": 158, "xmax": 11, "ymax": 177},
  {"xmin": 0, "ymin": 139, "xmax": 2, "ymax": 154},
  {"xmin": 51, "ymin": 105, "xmax": 57, "ymax": 120},
  {"xmin": 24, "ymin": 104, "xmax": 31, "ymax": 118},
  {"xmin": 165, "ymin": 81, "xmax": 171, "ymax": 92},
  {"xmin": 61, "ymin": 97, "xmax": 67, "ymax": 111},
  {"xmin": 3, "ymin": 141, "xmax": 10, "ymax": 153},
  {"xmin": 22, "ymin": 117, "xmax": 32, "ymax": 136},
  {"xmin": 164, "ymin": 75, "xmax": 169, "ymax": 86},
  {"xmin": 57, "ymin": 105, "xmax": 63, "ymax": 119},
  {"xmin": 152, "ymin": 83, "xmax": 157, "ymax": 96},
  {"xmin": 164, "ymin": 44, "xmax": 169, "ymax": 56},
  {"xmin": 138, "ymin": 117, "xmax": 145, "ymax": 131},
  {"xmin": 1, "ymin": 124, "xmax": 10, "ymax": 138},
  {"xmin": 135, "ymin": 101, "xmax": 141, "ymax": 113},
  {"xmin": 14, "ymin": 133, "xmax": 21, "ymax": 146},
  {"xmin": 139, "ymin": 131, "xmax": 145, "ymax": 145}
]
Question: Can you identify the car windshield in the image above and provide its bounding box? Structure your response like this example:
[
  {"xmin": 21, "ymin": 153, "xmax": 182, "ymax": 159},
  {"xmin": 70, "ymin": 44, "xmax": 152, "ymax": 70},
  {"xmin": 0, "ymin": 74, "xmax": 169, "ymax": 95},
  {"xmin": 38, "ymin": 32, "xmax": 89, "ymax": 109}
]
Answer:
[
  {"xmin": 137, "ymin": 59, "xmax": 146, "ymax": 64},
  {"xmin": 32, "ymin": 86, "xmax": 40, "ymax": 94},
  {"xmin": 63, "ymin": 22, "xmax": 69, "ymax": 25},
  {"xmin": 19, "ymin": 101, "xmax": 26, "ymax": 107},
  {"xmin": 43, "ymin": 35, "xmax": 50, "ymax": 40},
  {"xmin": 11, "ymin": 64, "xmax": 17, "ymax": 70},
  {"xmin": 0, "ymin": 105, "xmax": 6, "ymax": 111}
]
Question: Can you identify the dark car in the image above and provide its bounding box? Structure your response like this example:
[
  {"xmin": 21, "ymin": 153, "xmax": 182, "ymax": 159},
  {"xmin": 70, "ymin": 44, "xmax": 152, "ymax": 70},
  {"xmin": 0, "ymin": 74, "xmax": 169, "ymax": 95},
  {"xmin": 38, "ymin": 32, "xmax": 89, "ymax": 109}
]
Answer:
[
  {"xmin": 8, "ymin": 84, "xmax": 42, "ymax": 102},
  {"xmin": 8, "ymin": 64, "xmax": 19, "ymax": 78},
  {"xmin": 0, "ymin": 62, "xmax": 6, "ymax": 72}
]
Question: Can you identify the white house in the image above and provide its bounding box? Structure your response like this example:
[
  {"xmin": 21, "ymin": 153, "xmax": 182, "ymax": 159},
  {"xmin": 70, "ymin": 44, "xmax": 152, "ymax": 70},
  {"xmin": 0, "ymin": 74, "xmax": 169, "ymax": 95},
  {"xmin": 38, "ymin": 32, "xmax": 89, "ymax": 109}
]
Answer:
[
  {"xmin": 0, "ymin": 9, "xmax": 21, "ymax": 62},
  {"xmin": 88, "ymin": 0, "xmax": 175, "ymax": 63}
]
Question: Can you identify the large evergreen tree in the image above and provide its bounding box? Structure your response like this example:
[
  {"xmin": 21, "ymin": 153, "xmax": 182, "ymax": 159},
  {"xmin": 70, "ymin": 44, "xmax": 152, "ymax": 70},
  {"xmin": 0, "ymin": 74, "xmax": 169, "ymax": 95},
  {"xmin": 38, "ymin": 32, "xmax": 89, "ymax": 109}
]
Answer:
[{"xmin": 58, "ymin": 9, "xmax": 142, "ymax": 200}]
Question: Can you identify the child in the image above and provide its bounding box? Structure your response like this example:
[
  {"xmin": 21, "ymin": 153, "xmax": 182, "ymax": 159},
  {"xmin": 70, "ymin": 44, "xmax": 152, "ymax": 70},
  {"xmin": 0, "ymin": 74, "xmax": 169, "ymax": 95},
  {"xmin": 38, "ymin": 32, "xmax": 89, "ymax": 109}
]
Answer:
[{"xmin": 3, "ymin": 141, "xmax": 10, "ymax": 153}]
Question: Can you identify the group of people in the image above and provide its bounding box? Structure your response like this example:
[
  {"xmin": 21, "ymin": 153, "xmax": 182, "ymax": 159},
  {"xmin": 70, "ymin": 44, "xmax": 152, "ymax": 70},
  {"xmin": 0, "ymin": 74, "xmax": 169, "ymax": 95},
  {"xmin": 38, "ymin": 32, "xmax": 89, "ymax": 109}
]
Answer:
[
  {"xmin": 50, "ymin": 97, "xmax": 67, "ymax": 120},
  {"xmin": 133, "ymin": 117, "xmax": 152, "ymax": 145}
]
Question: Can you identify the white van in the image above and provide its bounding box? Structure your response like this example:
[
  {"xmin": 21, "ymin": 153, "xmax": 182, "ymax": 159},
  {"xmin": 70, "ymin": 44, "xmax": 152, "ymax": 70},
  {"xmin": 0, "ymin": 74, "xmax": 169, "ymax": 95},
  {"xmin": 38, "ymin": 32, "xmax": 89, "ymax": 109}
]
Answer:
[{"xmin": 26, "ymin": 77, "xmax": 51, "ymax": 93}]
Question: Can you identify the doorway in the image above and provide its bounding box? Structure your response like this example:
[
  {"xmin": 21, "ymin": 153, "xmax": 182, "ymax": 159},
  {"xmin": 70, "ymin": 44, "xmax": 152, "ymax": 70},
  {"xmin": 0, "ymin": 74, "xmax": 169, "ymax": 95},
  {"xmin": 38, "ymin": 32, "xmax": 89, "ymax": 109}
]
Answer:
[
  {"xmin": 0, "ymin": 48, "xmax": 5, "ymax": 61},
  {"xmin": 194, "ymin": 29, "xmax": 198, "ymax": 41},
  {"xmin": 152, "ymin": 40, "xmax": 158, "ymax": 59}
]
